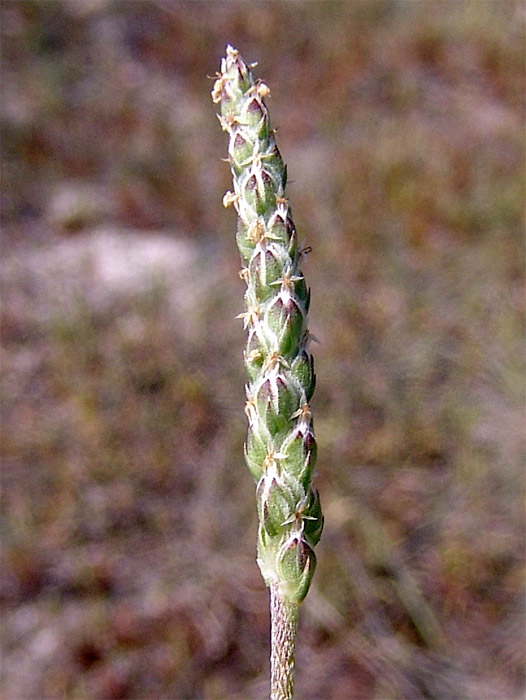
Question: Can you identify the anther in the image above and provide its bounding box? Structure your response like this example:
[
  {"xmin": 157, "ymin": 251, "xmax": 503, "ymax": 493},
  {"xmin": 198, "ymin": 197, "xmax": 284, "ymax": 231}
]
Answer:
[{"xmin": 223, "ymin": 191, "xmax": 240, "ymax": 208}]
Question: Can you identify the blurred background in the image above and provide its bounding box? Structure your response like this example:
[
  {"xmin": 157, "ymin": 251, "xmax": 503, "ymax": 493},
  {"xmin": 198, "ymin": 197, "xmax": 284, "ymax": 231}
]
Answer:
[{"xmin": 1, "ymin": 1, "xmax": 525, "ymax": 698}]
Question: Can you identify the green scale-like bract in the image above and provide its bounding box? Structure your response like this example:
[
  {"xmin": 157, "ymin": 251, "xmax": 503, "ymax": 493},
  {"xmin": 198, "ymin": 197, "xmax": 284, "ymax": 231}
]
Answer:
[{"xmin": 213, "ymin": 46, "xmax": 323, "ymax": 604}]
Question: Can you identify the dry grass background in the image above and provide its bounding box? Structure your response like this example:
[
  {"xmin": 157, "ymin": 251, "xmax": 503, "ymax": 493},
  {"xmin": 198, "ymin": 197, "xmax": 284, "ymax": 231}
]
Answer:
[{"xmin": 1, "ymin": 1, "xmax": 525, "ymax": 699}]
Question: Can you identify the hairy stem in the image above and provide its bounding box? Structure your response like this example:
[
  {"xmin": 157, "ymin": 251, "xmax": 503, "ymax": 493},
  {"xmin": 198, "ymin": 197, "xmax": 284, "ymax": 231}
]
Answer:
[{"xmin": 270, "ymin": 586, "xmax": 299, "ymax": 700}]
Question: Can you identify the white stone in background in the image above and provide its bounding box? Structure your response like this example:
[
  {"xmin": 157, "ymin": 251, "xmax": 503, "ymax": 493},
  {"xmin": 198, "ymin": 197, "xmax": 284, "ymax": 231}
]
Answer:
[
  {"xmin": 46, "ymin": 182, "xmax": 115, "ymax": 232},
  {"xmin": 2, "ymin": 228, "xmax": 223, "ymax": 343}
]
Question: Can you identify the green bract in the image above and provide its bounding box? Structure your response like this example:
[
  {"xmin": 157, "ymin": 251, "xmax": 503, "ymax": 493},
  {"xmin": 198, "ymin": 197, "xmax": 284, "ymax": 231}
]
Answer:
[{"xmin": 213, "ymin": 45, "xmax": 323, "ymax": 605}]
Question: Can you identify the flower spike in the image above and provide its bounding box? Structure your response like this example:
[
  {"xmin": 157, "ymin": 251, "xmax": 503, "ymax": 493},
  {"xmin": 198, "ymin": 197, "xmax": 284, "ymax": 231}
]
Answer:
[{"xmin": 213, "ymin": 46, "xmax": 323, "ymax": 700}]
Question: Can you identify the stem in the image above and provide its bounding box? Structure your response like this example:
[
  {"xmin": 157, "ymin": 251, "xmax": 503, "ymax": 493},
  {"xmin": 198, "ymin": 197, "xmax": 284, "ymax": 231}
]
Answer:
[{"xmin": 270, "ymin": 585, "xmax": 299, "ymax": 700}]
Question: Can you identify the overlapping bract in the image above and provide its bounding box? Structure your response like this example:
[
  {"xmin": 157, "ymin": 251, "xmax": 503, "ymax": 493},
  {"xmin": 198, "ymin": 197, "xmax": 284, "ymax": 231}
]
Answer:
[{"xmin": 213, "ymin": 46, "xmax": 323, "ymax": 604}]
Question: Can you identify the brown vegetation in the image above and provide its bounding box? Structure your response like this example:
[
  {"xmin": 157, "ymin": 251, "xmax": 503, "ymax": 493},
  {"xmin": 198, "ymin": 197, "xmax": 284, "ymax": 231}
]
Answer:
[{"xmin": 1, "ymin": 2, "xmax": 524, "ymax": 698}]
